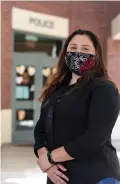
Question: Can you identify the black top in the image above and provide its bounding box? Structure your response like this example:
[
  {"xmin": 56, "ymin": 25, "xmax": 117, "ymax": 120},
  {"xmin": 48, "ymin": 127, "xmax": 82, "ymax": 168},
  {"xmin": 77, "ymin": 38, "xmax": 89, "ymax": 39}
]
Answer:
[{"xmin": 34, "ymin": 78, "xmax": 120, "ymax": 184}]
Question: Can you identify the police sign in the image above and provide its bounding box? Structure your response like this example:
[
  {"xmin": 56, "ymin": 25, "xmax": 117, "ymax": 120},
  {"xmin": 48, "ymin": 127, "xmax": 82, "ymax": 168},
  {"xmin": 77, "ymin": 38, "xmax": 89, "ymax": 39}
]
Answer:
[
  {"xmin": 29, "ymin": 17, "xmax": 54, "ymax": 29},
  {"xmin": 12, "ymin": 7, "xmax": 69, "ymax": 38}
]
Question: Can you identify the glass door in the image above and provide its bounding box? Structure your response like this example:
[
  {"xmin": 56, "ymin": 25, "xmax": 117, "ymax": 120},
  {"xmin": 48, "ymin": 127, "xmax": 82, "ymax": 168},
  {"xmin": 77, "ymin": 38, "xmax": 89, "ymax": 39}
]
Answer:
[{"xmin": 11, "ymin": 53, "xmax": 56, "ymax": 144}]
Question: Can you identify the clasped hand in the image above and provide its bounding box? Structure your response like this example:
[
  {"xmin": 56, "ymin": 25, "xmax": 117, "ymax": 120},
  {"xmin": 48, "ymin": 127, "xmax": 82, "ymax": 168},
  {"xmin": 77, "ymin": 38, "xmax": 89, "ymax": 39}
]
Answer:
[
  {"xmin": 37, "ymin": 147, "xmax": 69, "ymax": 184},
  {"xmin": 37, "ymin": 148, "xmax": 53, "ymax": 172}
]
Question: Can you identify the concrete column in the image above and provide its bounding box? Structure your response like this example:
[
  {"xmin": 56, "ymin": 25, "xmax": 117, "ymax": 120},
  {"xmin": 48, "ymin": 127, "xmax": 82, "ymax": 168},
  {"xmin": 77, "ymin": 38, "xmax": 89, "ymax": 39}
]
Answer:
[{"xmin": 112, "ymin": 13, "xmax": 120, "ymax": 40}]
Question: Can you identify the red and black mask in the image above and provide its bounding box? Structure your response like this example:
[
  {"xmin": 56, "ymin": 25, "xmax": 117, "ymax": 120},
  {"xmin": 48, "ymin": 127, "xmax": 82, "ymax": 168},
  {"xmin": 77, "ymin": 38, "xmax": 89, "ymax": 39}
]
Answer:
[{"xmin": 64, "ymin": 52, "xmax": 95, "ymax": 75}]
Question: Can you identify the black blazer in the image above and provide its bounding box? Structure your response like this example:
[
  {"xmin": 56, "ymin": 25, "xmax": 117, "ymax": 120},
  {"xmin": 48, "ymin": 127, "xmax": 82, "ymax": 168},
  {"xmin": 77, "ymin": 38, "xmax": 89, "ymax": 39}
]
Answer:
[{"xmin": 34, "ymin": 78, "xmax": 120, "ymax": 184}]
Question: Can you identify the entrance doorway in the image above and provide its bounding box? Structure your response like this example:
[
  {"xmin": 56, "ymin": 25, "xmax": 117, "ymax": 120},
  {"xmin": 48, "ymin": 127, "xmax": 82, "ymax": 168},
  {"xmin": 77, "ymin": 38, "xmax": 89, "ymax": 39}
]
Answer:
[{"xmin": 11, "ymin": 31, "xmax": 63, "ymax": 144}]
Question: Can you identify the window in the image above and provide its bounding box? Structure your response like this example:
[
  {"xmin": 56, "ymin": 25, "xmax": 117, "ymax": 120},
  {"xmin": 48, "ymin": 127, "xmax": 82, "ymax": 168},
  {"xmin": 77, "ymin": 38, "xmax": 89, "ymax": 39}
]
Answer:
[
  {"xmin": 16, "ymin": 65, "xmax": 35, "ymax": 101},
  {"xmin": 14, "ymin": 32, "xmax": 63, "ymax": 58}
]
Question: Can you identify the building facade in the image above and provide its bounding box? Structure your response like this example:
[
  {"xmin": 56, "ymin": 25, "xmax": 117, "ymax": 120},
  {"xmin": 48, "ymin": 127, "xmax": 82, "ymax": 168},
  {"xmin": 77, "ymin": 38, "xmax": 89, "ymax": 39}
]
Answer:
[{"xmin": 1, "ymin": 1, "xmax": 120, "ymax": 144}]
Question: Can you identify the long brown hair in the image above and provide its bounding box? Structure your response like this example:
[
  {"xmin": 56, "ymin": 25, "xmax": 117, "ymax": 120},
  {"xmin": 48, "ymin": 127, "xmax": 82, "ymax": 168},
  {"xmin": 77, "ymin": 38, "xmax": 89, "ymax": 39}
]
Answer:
[{"xmin": 40, "ymin": 29, "xmax": 109, "ymax": 101}]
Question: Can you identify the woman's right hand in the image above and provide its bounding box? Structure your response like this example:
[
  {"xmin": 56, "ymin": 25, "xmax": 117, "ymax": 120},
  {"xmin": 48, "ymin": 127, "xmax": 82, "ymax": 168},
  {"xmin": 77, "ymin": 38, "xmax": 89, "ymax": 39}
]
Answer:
[{"xmin": 47, "ymin": 164, "xmax": 69, "ymax": 184}]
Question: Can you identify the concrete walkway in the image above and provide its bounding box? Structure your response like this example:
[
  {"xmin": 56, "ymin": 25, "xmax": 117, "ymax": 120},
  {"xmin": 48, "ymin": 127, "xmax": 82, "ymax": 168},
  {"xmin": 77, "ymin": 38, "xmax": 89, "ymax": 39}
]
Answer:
[
  {"xmin": 1, "ymin": 143, "xmax": 120, "ymax": 184},
  {"xmin": 1, "ymin": 144, "xmax": 47, "ymax": 184}
]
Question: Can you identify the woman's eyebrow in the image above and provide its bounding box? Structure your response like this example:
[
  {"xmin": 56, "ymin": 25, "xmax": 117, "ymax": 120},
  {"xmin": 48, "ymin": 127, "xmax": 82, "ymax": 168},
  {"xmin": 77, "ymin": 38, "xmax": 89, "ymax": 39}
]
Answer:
[
  {"xmin": 81, "ymin": 45, "xmax": 91, "ymax": 47},
  {"xmin": 69, "ymin": 44, "xmax": 91, "ymax": 47},
  {"xmin": 69, "ymin": 43, "xmax": 77, "ymax": 46}
]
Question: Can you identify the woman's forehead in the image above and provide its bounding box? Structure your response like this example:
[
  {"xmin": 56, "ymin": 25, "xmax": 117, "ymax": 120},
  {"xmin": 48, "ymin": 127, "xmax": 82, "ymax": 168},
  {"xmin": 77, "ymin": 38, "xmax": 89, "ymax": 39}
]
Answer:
[{"xmin": 68, "ymin": 34, "xmax": 94, "ymax": 47}]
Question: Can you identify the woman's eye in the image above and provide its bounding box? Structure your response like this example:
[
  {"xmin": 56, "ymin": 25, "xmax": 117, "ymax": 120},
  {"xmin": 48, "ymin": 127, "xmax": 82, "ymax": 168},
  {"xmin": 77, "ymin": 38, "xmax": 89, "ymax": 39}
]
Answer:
[
  {"xmin": 70, "ymin": 47, "xmax": 77, "ymax": 50},
  {"xmin": 82, "ymin": 48, "xmax": 89, "ymax": 51}
]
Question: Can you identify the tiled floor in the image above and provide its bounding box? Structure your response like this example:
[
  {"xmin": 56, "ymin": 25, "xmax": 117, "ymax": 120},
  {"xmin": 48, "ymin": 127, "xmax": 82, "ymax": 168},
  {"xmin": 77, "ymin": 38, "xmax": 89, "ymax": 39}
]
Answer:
[{"xmin": 1, "ymin": 143, "xmax": 120, "ymax": 184}]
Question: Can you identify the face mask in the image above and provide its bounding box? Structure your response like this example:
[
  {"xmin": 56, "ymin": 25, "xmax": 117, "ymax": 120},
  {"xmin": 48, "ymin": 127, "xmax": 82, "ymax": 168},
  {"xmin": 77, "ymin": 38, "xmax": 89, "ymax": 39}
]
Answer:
[{"xmin": 64, "ymin": 52, "xmax": 95, "ymax": 75}]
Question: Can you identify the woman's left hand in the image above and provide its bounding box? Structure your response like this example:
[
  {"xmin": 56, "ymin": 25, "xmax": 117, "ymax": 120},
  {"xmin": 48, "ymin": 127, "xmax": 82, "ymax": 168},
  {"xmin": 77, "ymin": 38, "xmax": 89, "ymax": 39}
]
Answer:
[{"xmin": 37, "ymin": 152, "xmax": 53, "ymax": 172}]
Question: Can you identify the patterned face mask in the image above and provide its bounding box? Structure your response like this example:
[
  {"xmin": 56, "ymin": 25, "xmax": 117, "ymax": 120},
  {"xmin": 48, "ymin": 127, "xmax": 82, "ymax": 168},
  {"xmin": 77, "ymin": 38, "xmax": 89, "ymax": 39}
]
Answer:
[{"xmin": 64, "ymin": 52, "xmax": 95, "ymax": 75}]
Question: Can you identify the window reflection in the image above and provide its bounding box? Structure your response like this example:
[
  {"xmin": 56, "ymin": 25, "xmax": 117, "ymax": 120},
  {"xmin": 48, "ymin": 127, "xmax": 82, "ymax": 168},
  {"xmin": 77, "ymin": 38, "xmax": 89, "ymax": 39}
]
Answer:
[
  {"xmin": 16, "ymin": 65, "xmax": 35, "ymax": 100},
  {"xmin": 14, "ymin": 32, "xmax": 63, "ymax": 58},
  {"xmin": 16, "ymin": 109, "xmax": 34, "ymax": 130},
  {"xmin": 42, "ymin": 66, "xmax": 57, "ymax": 85}
]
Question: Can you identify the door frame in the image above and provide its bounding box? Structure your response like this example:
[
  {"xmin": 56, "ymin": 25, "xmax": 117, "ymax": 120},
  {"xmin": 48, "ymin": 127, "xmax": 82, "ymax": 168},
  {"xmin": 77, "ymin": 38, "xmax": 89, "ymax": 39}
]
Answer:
[{"xmin": 11, "ymin": 30, "xmax": 65, "ymax": 144}]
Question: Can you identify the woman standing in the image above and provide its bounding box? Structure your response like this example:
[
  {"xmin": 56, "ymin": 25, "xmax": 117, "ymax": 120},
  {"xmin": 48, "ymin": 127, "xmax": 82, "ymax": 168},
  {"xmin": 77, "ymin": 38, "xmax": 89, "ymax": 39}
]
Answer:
[{"xmin": 34, "ymin": 29, "xmax": 120, "ymax": 184}]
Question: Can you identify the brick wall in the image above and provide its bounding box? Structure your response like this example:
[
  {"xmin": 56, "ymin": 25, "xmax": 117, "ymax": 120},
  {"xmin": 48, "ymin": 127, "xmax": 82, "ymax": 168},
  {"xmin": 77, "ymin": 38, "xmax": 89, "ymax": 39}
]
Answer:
[
  {"xmin": 1, "ymin": 1, "xmax": 120, "ymax": 109},
  {"xmin": 106, "ymin": 2, "xmax": 120, "ymax": 90}
]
